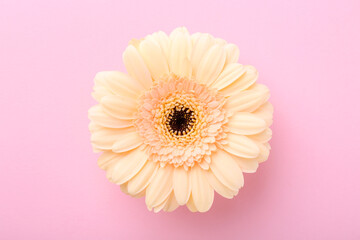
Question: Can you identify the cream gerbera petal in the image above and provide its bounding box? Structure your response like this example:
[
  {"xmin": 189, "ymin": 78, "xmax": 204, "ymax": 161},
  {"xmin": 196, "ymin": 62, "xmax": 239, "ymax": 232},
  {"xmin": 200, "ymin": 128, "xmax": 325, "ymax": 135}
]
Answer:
[
  {"xmin": 252, "ymin": 142, "xmax": 270, "ymax": 163},
  {"xmin": 210, "ymin": 149, "xmax": 244, "ymax": 190},
  {"xmin": 120, "ymin": 182, "xmax": 129, "ymax": 194},
  {"xmin": 153, "ymin": 195, "xmax": 170, "ymax": 213},
  {"xmin": 163, "ymin": 192, "xmax": 179, "ymax": 212},
  {"xmin": 231, "ymin": 155, "xmax": 259, "ymax": 173},
  {"xmin": 196, "ymin": 44, "xmax": 226, "ymax": 85},
  {"xmin": 209, "ymin": 63, "xmax": 246, "ymax": 90},
  {"xmin": 186, "ymin": 195, "xmax": 198, "ymax": 212},
  {"xmin": 97, "ymin": 151, "xmax": 117, "ymax": 170},
  {"xmin": 252, "ymin": 102, "xmax": 274, "ymax": 127},
  {"xmin": 112, "ymin": 130, "xmax": 142, "ymax": 153},
  {"xmin": 145, "ymin": 165, "xmax": 173, "ymax": 209},
  {"xmin": 205, "ymin": 169, "xmax": 238, "ymax": 199},
  {"xmin": 91, "ymin": 126, "xmax": 135, "ymax": 150},
  {"xmin": 190, "ymin": 165, "xmax": 214, "ymax": 212},
  {"xmin": 127, "ymin": 160, "xmax": 159, "ymax": 196},
  {"xmin": 101, "ymin": 95, "xmax": 137, "ymax": 120},
  {"xmin": 220, "ymin": 65, "xmax": 258, "ymax": 97},
  {"xmin": 169, "ymin": 27, "xmax": 192, "ymax": 77},
  {"xmin": 122, "ymin": 45, "xmax": 153, "ymax": 89},
  {"xmin": 248, "ymin": 128, "xmax": 272, "ymax": 143},
  {"xmin": 190, "ymin": 33, "xmax": 215, "ymax": 75},
  {"xmin": 89, "ymin": 27, "xmax": 273, "ymax": 213},
  {"xmin": 92, "ymin": 71, "xmax": 144, "ymax": 101},
  {"xmin": 92, "ymin": 85, "xmax": 111, "ymax": 102},
  {"xmin": 224, "ymin": 43, "xmax": 240, "ymax": 66},
  {"xmin": 226, "ymin": 112, "xmax": 267, "ymax": 135},
  {"xmin": 225, "ymin": 84, "xmax": 270, "ymax": 113},
  {"xmin": 138, "ymin": 39, "xmax": 169, "ymax": 81},
  {"xmin": 190, "ymin": 32, "xmax": 201, "ymax": 44},
  {"xmin": 100, "ymin": 71, "xmax": 144, "ymax": 97},
  {"xmin": 133, "ymin": 188, "xmax": 146, "ymax": 198},
  {"xmin": 173, "ymin": 167, "xmax": 191, "ymax": 205},
  {"xmin": 92, "ymin": 73, "xmax": 112, "ymax": 101},
  {"xmin": 89, "ymin": 105, "xmax": 132, "ymax": 129},
  {"xmin": 147, "ymin": 31, "xmax": 171, "ymax": 62},
  {"xmin": 215, "ymin": 37, "xmax": 227, "ymax": 46},
  {"xmin": 106, "ymin": 147, "xmax": 148, "ymax": 185},
  {"xmin": 222, "ymin": 133, "xmax": 260, "ymax": 158}
]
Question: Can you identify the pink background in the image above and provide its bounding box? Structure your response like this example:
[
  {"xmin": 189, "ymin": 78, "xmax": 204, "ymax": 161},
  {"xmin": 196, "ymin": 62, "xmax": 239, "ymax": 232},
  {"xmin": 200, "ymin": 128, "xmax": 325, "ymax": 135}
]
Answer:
[{"xmin": 1, "ymin": 0, "xmax": 360, "ymax": 239}]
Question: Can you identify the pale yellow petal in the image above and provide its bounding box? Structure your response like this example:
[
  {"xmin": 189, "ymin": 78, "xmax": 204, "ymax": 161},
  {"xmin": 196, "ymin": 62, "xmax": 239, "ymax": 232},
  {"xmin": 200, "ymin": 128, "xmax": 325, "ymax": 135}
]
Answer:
[
  {"xmin": 106, "ymin": 72, "xmax": 143, "ymax": 97},
  {"xmin": 153, "ymin": 196, "xmax": 169, "ymax": 213},
  {"xmin": 196, "ymin": 44, "xmax": 226, "ymax": 85},
  {"xmin": 210, "ymin": 63, "xmax": 246, "ymax": 90},
  {"xmin": 88, "ymin": 122, "xmax": 101, "ymax": 133},
  {"xmin": 190, "ymin": 33, "xmax": 215, "ymax": 76},
  {"xmin": 88, "ymin": 105, "xmax": 132, "ymax": 129},
  {"xmin": 139, "ymin": 39, "xmax": 169, "ymax": 81},
  {"xmin": 112, "ymin": 131, "xmax": 142, "ymax": 153},
  {"xmin": 190, "ymin": 32, "xmax": 201, "ymax": 45},
  {"xmin": 127, "ymin": 160, "xmax": 159, "ymax": 196},
  {"xmin": 146, "ymin": 165, "xmax": 173, "ymax": 208},
  {"xmin": 248, "ymin": 128, "xmax": 272, "ymax": 143},
  {"xmin": 214, "ymin": 38, "xmax": 227, "ymax": 46},
  {"xmin": 153, "ymin": 191, "xmax": 180, "ymax": 213},
  {"xmin": 133, "ymin": 188, "xmax": 146, "ymax": 198},
  {"xmin": 123, "ymin": 45, "xmax": 152, "ymax": 89},
  {"xmin": 252, "ymin": 142, "xmax": 270, "ymax": 163},
  {"xmin": 92, "ymin": 86, "xmax": 111, "ymax": 102},
  {"xmin": 91, "ymin": 145, "xmax": 102, "ymax": 153},
  {"xmin": 210, "ymin": 149, "xmax": 244, "ymax": 190},
  {"xmin": 231, "ymin": 155, "xmax": 259, "ymax": 173},
  {"xmin": 224, "ymin": 43, "xmax": 240, "ymax": 65},
  {"xmin": 173, "ymin": 167, "xmax": 190, "ymax": 205},
  {"xmin": 227, "ymin": 112, "xmax": 266, "ymax": 135},
  {"xmin": 91, "ymin": 126, "xmax": 135, "ymax": 150},
  {"xmin": 190, "ymin": 165, "xmax": 214, "ymax": 212},
  {"xmin": 128, "ymin": 37, "xmax": 143, "ymax": 49},
  {"xmin": 94, "ymin": 71, "xmax": 143, "ymax": 98},
  {"xmin": 150, "ymin": 31, "xmax": 170, "ymax": 62},
  {"xmin": 250, "ymin": 143, "xmax": 271, "ymax": 163},
  {"xmin": 222, "ymin": 132, "xmax": 260, "ymax": 158},
  {"xmin": 120, "ymin": 182, "xmax": 129, "ymax": 194},
  {"xmin": 101, "ymin": 95, "xmax": 137, "ymax": 120},
  {"xmin": 97, "ymin": 151, "xmax": 117, "ymax": 170},
  {"xmin": 163, "ymin": 192, "xmax": 179, "ymax": 212},
  {"xmin": 220, "ymin": 65, "xmax": 258, "ymax": 97},
  {"xmin": 169, "ymin": 27, "xmax": 192, "ymax": 77},
  {"xmin": 252, "ymin": 102, "xmax": 274, "ymax": 127},
  {"xmin": 106, "ymin": 147, "xmax": 148, "ymax": 185},
  {"xmin": 92, "ymin": 72, "xmax": 119, "ymax": 101},
  {"xmin": 186, "ymin": 195, "xmax": 198, "ymax": 212},
  {"xmin": 205, "ymin": 170, "xmax": 238, "ymax": 199},
  {"xmin": 89, "ymin": 123, "xmax": 103, "ymax": 152},
  {"xmin": 225, "ymin": 84, "xmax": 270, "ymax": 113}
]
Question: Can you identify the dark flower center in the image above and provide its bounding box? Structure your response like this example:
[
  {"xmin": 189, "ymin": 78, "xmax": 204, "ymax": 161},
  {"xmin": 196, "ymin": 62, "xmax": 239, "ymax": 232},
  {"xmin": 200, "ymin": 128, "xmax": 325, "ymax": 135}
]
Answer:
[{"xmin": 167, "ymin": 106, "xmax": 195, "ymax": 136}]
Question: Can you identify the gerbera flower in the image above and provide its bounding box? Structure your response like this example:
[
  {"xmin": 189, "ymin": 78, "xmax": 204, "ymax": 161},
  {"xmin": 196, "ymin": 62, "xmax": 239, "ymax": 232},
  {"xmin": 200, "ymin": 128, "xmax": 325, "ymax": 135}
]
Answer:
[{"xmin": 89, "ymin": 27, "xmax": 273, "ymax": 212}]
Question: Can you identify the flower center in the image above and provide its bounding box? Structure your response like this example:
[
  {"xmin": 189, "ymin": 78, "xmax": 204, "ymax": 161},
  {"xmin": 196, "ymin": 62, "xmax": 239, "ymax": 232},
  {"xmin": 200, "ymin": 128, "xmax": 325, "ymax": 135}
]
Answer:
[
  {"xmin": 166, "ymin": 105, "xmax": 196, "ymax": 136},
  {"xmin": 135, "ymin": 76, "xmax": 228, "ymax": 169}
]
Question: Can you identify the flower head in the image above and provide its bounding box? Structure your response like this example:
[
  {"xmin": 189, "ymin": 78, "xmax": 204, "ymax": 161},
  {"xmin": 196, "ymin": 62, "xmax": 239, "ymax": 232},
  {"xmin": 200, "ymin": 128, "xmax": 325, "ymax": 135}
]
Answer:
[{"xmin": 89, "ymin": 27, "xmax": 273, "ymax": 212}]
